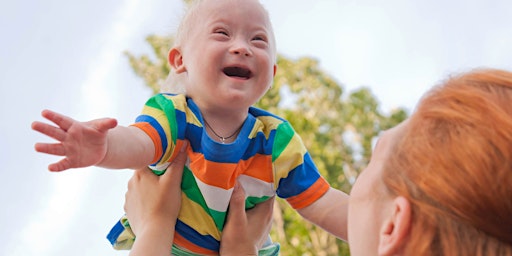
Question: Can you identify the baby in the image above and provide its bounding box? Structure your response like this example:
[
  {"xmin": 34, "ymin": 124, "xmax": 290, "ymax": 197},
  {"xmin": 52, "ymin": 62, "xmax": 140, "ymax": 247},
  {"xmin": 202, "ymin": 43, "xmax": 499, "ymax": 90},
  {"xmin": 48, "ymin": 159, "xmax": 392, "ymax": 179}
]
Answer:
[{"xmin": 32, "ymin": 0, "xmax": 349, "ymax": 255}]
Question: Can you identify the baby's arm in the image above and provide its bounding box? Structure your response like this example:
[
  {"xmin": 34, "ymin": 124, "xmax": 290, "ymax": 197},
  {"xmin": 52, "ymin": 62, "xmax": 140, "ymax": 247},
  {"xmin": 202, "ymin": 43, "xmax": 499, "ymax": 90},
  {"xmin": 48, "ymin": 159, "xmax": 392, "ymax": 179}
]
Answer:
[
  {"xmin": 32, "ymin": 109, "xmax": 154, "ymax": 171},
  {"xmin": 296, "ymin": 187, "xmax": 349, "ymax": 241}
]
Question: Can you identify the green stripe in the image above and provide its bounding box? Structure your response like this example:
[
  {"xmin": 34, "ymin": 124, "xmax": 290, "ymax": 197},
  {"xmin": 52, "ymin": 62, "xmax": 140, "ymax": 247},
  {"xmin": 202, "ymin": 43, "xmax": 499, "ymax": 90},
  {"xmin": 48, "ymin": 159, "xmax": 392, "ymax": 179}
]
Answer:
[
  {"xmin": 246, "ymin": 196, "xmax": 271, "ymax": 209},
  {"xmin": 181, "ymin": 167, "xmax": 274, "ymax": 232},
  {"xmin": 210, "ymin": 209, "xmax": 226, "ymax": 231},
  {"xmin": 155, "ymin": 94, "xmax": 178, "ymax": 144},
  {"xmin": 152, "ymin": 169, "xmax": 165, "ymax": 176},
  {"xmin": 272, "ymin": 122, "xmax": 294, "ymax": 161},
  {"xmin": 181, "ymin": 166, "xmax": 207, "ymax": 210},
  {"xmin": 181, "ymin": 167, "xmax": 227, "ymax": 231}
]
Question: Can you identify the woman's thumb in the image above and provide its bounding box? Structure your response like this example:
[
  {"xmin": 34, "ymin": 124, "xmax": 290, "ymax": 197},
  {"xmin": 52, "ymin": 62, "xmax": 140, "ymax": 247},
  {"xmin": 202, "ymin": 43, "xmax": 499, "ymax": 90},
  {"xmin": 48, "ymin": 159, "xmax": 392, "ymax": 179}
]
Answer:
[
  {"xmin": 162, "ymin": 141, "xmax": 188, "ymax": 185},
  {"xmin": 227, "ymin": 181, "xmax": 247, "ymax": 222}
]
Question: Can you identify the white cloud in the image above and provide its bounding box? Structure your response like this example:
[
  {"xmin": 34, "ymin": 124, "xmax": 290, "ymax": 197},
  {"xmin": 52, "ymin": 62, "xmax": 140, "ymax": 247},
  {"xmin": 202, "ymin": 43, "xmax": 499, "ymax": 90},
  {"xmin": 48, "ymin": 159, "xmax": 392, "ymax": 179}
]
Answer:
[{"xmin": 18, "ymin": 172, "xmax": 92, "ymax": 255}]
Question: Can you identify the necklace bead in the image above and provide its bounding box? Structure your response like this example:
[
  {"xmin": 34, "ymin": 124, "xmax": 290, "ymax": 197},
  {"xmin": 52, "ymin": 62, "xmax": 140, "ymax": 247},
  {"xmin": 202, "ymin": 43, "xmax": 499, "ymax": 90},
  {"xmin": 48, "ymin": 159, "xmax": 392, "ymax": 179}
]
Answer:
[{"xmin": 203, "ymin": 118, "xmax": 242, "ymax": 144}]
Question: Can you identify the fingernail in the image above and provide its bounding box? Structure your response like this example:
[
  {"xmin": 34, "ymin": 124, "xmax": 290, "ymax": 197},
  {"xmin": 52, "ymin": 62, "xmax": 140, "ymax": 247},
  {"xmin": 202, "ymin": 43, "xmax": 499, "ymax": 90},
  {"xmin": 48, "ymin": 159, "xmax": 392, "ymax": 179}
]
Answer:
[
  {"xmin": 180, "ymin": 141, "xmax": 188, "ymax": 152},
  {"xmin": 234, "ymin": 181, "xmax": 242, "ymax": 191}
]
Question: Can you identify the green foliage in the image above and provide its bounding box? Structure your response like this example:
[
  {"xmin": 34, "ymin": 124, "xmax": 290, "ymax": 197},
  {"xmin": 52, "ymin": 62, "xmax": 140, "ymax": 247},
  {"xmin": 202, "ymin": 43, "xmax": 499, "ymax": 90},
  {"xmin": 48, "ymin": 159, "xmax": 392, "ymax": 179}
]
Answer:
[
  {"xmin": 125, "ymin": 31, "xmax": 408, "ymax": 255},
  {"xmin": 124, "ymin": 35, "xmax": 173, "ymax": 93}
]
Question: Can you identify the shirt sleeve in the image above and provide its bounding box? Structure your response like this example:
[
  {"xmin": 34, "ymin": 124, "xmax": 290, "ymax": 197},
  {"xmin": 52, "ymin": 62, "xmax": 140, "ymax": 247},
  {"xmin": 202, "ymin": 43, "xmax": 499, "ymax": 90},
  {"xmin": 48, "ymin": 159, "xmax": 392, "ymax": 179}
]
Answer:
[
  {"xmin": 130, "ymin": 94, "xmax": 182, "ymax": 174},
  {"xmin": 272, "ymin": 122, "xmax": 330, "ymax": 209}
]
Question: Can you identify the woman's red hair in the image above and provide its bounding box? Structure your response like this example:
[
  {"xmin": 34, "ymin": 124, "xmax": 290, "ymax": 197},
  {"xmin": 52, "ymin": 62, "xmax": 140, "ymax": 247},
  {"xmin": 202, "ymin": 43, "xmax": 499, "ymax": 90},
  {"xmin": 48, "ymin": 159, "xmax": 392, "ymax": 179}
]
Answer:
[{"xmin": 383, "ymin": 69, "xmax": 512, "ymax": 255}]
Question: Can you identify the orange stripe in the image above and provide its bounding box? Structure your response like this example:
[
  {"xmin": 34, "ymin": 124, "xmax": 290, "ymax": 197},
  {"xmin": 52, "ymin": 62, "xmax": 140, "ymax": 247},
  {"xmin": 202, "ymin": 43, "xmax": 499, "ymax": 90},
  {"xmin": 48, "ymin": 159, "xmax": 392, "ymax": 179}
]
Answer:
[
  {"xmin": 188, "ymin": 152, "xmax": 274, "ymax": 189},
  {"xmin": 287, "ymin": 177, "xmax": 330, "ymax": 209},
  {"xmin": 173, "ymin": 232, "xmax": 218, "ymax": 255},
  {"xmin": 238, "ymin": 154, "xmax": 273, "ymax": 182},
  {"xmin": 189, "ymin": 151, "xmax": 237, "ymax": 189},
  {"xmin": 131, "ymin": 123, "xmax": 162, "ymax": 163}
]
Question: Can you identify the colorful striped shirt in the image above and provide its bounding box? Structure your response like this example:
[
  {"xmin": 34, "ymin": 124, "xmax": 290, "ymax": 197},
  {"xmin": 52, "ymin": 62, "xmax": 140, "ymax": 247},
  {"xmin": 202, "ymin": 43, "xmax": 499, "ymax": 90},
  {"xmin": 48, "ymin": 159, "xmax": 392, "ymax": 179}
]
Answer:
[{"xmin": 108, "ymin": 93, "xmax": 329, "ymax": 255}]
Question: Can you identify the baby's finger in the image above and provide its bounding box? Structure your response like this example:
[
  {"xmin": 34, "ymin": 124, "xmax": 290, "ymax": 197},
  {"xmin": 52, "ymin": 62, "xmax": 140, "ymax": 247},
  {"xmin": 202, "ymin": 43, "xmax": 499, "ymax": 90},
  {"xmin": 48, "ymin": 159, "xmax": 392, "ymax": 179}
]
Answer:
[
  {"xmin": 41, "ymin": 109, "xmax": 75, "ymax": 131},
  {"xmin": 48, "ymin": 158, "xmax": 72, "ymax": 172},
  {"xmin": 31, "ymin": 121, "xmax": 67, "ymax": 142},
  {"xmin": 88, "ymin": 118, "xmax": 118, "ymax": 133},
  {"xmin": 34, "ymin": 142, "xmax": 66, "ymax": 156}
]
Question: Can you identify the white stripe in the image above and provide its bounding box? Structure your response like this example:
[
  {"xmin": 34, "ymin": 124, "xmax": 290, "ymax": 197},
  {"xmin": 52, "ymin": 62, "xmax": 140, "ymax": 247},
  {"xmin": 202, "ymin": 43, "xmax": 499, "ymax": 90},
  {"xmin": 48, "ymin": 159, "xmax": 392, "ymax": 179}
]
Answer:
[
  {"xmin": 238, "ymin": 174, "xmax": 276, "ymax": 198},
  {"xmin": 195, "ymin": 174, "xmax": 276, "ymax": 212},
  {"xmin": 195, "ymin": 178, "xmax": 233, "ymax": 212}
]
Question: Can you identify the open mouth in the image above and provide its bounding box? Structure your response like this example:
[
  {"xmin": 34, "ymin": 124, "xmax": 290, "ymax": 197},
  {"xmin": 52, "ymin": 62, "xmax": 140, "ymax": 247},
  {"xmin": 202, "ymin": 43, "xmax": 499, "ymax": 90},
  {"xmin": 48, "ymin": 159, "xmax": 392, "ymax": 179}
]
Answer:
[{"xmin": 223, "ymin": 66, "xmax": 252, "ymax": 79}]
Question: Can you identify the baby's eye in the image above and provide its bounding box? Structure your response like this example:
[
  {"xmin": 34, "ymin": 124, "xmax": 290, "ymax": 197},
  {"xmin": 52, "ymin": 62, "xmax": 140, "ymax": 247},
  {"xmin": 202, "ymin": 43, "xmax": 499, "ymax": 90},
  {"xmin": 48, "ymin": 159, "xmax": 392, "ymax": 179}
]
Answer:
[
  {"xmin": 252, "ymin": 35, "xmax": 267, "ymax": 42},
  {"xmin": 215, "ymin": 30, "xmax": 229, "ymax": 36}
]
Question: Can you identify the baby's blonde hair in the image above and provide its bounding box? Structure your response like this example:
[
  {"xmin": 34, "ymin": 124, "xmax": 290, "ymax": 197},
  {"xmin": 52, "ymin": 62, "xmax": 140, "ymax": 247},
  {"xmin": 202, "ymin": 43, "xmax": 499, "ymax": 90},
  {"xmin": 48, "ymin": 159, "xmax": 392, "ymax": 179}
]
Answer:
[{"xmin": 161, "ymin": 0, "xmax": 203, "ymax": 94}]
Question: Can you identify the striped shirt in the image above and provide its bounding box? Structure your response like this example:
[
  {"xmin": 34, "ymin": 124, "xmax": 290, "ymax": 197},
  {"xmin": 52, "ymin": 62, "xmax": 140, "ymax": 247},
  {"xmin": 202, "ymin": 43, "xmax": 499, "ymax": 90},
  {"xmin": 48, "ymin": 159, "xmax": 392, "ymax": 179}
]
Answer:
[{"xmin": 109, "ymin": 93, "xmax": 329, "ymax": 255}]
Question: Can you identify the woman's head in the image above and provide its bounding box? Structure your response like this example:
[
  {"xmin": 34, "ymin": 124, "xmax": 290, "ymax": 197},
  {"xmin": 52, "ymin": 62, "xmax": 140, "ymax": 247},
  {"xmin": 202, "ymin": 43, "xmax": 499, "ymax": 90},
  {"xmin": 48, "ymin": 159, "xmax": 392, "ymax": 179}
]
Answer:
[
  {"xmin": 388, "ymin": 69, "xmax": 512, "ymax": 255},
  {"xmin": 349, "ymin": 69, "xmax": 512, "ymax": 255}
]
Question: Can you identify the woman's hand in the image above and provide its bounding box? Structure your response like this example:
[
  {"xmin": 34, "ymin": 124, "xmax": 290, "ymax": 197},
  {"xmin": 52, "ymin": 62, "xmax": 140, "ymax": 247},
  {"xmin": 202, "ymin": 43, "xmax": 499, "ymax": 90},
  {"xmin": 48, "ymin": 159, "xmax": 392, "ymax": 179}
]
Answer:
[
  {"xmin": 124, "ymin": 142, "xmax": 188, "ymax": 256},
  {"xmin": 123, "ymin": 140, "xmax": 275, "ymax": 256},
  {"xmin": 220, "ymin": 183, "xmax": 275, "ymax": 256}
]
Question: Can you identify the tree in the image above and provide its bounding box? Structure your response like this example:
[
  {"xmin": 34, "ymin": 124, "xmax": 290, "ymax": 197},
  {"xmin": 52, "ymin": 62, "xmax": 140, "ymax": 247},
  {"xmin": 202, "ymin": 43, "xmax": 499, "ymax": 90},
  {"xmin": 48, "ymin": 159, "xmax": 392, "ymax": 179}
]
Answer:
[{"xmin": 125, "ymin": 14, "xmax": 407, "ymax": 256}]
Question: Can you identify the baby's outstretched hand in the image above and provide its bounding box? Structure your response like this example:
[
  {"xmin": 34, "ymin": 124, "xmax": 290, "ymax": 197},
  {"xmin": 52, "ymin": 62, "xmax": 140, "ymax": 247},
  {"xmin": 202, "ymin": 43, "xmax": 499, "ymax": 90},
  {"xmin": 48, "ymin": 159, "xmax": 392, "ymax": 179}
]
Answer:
[{"xmin": 32, "ymin": 109, "xmax": 117, "ymax": 172}]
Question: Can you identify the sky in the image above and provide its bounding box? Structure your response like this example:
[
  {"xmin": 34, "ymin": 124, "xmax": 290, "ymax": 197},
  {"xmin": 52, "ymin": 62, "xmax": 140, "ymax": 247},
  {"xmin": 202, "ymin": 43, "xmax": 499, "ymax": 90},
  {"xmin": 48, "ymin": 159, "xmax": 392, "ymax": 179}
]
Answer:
[{"xmin": 1, "ymin": 0, "xmax": 511, "ymax": 255}]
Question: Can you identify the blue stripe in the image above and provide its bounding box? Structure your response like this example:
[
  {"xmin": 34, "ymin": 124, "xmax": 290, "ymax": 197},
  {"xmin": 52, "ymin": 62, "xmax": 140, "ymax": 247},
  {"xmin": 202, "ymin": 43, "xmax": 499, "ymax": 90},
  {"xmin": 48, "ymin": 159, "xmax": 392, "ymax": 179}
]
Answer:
[
  {"xmin": 106, "ymin": 220, "xmax": 125, "ymax": 245},
  {"xmin": 240, "ymin": 130, "xmax": 275, "ymax": 160},
  {"xmin": 176, "ymin": 219, "xmax": 220, "ymax": 251},
  {"xmin": 276, "ymin": 152, "xmax": 321, "ymax": 198},
  {"xmin": 186, "ymin": 118, "xmax": 276, "ymax": 163},
  {"xmin": 185, "ymin": 97, "xmax": 204, "ymax": 123},
  {"xmin": 175, "ymin": 108, "xmax": 187, "ymax": 140},
  {"xmin": 135, "ymin": 115, "xmax": 168, "ymax": 165}
]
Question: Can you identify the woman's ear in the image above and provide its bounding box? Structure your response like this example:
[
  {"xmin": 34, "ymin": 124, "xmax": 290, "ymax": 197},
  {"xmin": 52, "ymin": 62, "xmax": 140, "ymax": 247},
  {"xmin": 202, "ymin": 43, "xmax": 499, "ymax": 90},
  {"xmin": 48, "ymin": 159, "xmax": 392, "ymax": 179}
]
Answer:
[
  {"xmin": 273, "ymin": 64, "xmax": 277, "ymax": 77},
  {"xmin": 378, "ymin": 196, "xmax": 411, "ymax": 256},
  {"xmin": 168, "ymin": 47, "xmax": 186, "ymax": 74}
]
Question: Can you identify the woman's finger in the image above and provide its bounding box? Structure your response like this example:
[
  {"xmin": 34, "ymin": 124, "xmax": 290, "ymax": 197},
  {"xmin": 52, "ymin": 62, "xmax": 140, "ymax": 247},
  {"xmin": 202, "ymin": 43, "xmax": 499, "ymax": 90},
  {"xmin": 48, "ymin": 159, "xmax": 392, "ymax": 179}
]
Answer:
[
  {"xmin": 161, "ymin": 141, "xmax": 188, "ymax": 186},
  {"xmin": 226, "ymin": 182, "xmax": 247, "ymax": 226}
]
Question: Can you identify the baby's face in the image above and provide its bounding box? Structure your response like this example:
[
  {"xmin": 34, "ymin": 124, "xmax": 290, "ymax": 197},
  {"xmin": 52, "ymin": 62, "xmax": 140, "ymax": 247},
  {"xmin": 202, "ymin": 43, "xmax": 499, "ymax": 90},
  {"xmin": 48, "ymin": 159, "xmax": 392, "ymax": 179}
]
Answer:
[{"xmin": 179, "ymin": 0, "xmax": 277, "ymax": 112}]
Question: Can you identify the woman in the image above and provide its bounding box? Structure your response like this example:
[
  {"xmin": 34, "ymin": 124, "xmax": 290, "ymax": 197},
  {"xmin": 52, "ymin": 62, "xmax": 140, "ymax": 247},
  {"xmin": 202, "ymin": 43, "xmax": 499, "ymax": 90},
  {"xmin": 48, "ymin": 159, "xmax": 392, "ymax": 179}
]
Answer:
[
  {"xmin": 349, "ymin": 68, "xmax": 512, "ymax": 255},
  {"xmin": 126, "ymin": 69, "xmax": 512, "ymax": 255}
]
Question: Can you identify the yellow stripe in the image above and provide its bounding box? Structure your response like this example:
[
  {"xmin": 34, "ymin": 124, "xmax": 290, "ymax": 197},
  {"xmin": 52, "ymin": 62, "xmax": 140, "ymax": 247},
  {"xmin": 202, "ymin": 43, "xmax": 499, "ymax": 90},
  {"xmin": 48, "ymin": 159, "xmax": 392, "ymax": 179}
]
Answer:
[
  {"xmin": 163, "ymin": 94, "xmax": 187, "ymax": 112},
  {"xmin": 179, "ymin": 192, "xmax": 221, "ymax": 240},
  {"xmin": 273, "ymin": 133, "xmax": 307, "ymax": 187},
  {"xmin": 184, "ymin": 107, "xmax": 202, "ymax": 127},
  {"xmin": 164, "ymin": 94, "xmax": 203, "ymax": 127},
  {"xmin": 249, "ymin": 116, "xmax": 282, "ymax": 139}
]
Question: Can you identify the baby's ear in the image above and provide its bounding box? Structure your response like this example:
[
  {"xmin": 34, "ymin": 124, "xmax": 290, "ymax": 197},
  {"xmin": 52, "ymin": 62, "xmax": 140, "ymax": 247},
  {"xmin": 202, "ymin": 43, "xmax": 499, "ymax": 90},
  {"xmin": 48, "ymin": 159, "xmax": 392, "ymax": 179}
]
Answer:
[
  {"xmin": 377, "ymin": 196, "xmax": 411, "ymax": 256},
  {"xmin": 168, "ymin": 47, "xmax": 186, "ymax": 73}
]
